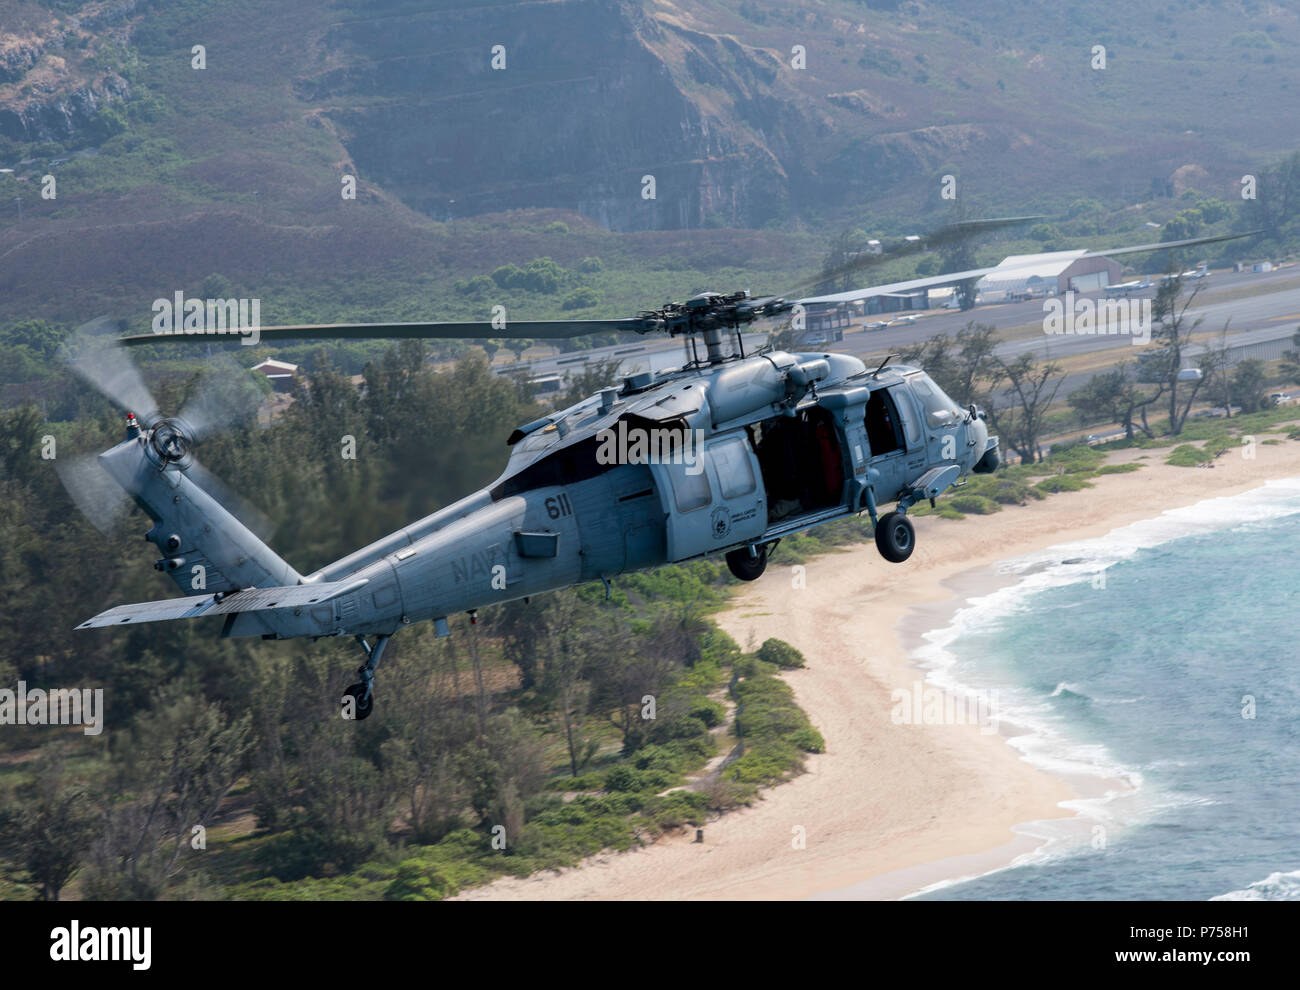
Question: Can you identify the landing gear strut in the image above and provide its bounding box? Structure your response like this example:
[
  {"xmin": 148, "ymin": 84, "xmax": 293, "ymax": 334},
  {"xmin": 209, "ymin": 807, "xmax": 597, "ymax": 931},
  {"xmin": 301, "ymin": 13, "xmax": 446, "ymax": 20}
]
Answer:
[{"xmin": 342, "ymin": 634, "xmax": 392, "ymax": 721}]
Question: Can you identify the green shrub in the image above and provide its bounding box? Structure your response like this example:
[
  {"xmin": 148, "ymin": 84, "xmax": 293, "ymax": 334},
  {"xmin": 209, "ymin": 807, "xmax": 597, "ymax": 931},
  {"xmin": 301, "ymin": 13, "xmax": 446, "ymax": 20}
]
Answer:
[
  {"xmin": 756, "ymin": 638, "xmax": 805, "ymax": 669},
  {"xmin": 384, "ymin": 860, "xmax": 449, "ymax": 901},
  {"xmin": 790, "ymin": 727, "xmax": 825, "ymax": 753},
  {"xmin": 947, "ymin": 493, "xmax": 1000, "ymax": 515},
  {"xmin": 561, "ymin": 287, "xmax": 602, "ymax": 310},
  {"xmin": 1094, "ymin": 462, "xmax": 1142, "ymax": 475},
  {"xmin": 1166, "ymin": 444, "xmax": 1209, "ymax": 467},
  {"xmin": 1034, "ymin": 474, "xmax": 1093, "ymax": 495}
]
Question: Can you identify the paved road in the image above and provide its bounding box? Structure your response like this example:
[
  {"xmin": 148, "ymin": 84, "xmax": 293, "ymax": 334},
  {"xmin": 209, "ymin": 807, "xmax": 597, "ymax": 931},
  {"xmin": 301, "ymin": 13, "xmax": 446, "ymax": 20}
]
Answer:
[
  {"xmin": 836, "ymin": 266, "xmax": 1300, "ymax": 364},
  {"xmin": 833, "ymin": 266, "xmax": 1300, "ymax": 402}
]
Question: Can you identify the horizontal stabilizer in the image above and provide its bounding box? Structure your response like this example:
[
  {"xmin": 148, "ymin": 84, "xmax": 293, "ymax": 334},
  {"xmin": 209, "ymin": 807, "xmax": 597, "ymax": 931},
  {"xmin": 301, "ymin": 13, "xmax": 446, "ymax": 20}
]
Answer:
[{"xmin": 76, "ymin": 578, "xmax": 368, "ymax": 629}]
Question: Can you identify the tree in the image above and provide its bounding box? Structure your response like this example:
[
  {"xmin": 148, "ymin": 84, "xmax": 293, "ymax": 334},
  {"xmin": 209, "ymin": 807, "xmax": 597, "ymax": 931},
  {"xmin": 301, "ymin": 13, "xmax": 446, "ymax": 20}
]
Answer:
[
  {"xmin": 1279, "ymin": 328, "xmax": 1300, "ymax": 385},
  {"xmin": 1232, "ymin": 359, "xmax": 1269, "ymax": 414},
  {"xmin": 590, "ymin": 612, "xmax": 684, "ymax": 752},
  {"xmin": 7, "ymin": 749, "xmax": 96, "ymax": 900},
  {"xmin": 1149, "ymin": 276, "xmax": 1208, "ymax": 436},
  {"xmin": 380, "ymin": 634, "xmax": 473, "ymax": 844},
  {"xmin": 1069, "ymin": 364, "xmax": 1158, "ymax": 439},
  {"xmin": 504, "ymin": 338, "xmax": 533, "ymax": 363},
  {"xmin": 1245, "ymin": 150, "xmax": 1300, "ymax": 243},
  {"xmin": 481, "ymin": 339, "xmax": 501, "ymax": 365},
  {"xmin": 814, "ymin": 228, "xmax": 875, "ymax": 295},
  {"xmin": 560, "ymin": 357, "xmax": 623, "ymax": 405},
  {"xmin": 938, "ymin": 202, "xmax": 981, "ymax": 310},
  {"xmin": 83, "ymin": 686, "xmax": 252, "ymax": 899},
  {"xmin": 898, "ymin": 321, "xmax": 997, "ymax": 406},
  {"xmin": 987, "ymin": 352, "xmax": 1065, "ymax": 464},
  {"xmin": 537, "ymin": 595, "xmax": 603, "ymax": 777},
  {"xmin": 456, "ymin": 710, "xmax": 547, "ymax": 840}
]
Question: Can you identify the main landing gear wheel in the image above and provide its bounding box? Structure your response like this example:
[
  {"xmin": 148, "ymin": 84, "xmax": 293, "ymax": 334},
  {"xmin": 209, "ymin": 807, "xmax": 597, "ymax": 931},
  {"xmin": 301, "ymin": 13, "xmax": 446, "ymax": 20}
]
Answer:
[
  {"xmin": 726, "ymin": 543, "xmax": 769, "ymax": 581},
  {"xmin": 874, "ymin": 511, "xmax": 915, "ymax": 563},
  {"xmin": 342, "ymin": 682, "xmax": 374, "ymax": 721}
]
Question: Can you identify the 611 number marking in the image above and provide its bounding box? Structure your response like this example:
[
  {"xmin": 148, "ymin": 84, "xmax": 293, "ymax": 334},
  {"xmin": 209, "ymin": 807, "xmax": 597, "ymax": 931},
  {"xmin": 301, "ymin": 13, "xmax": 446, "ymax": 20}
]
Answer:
[{"xmin": 545, "ymin": 493, "xmax": 573, "ymax": 520}]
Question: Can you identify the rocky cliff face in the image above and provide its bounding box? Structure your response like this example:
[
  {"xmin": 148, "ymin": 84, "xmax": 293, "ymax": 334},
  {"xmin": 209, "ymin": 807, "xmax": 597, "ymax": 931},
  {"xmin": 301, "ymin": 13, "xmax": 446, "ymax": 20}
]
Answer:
[
  {"xmin": 0, "ymin": 0, "xmax": 134, "ymax": 143},
  {"xmin": 0, "ymin": 75, "xmax": 130, "ymax": 142},
  {"xmin": 5, "ymin": 0, "xmax": 1288, "ymax": 234},
  {"xmin": 295, "ymin": 0, "xmax": 815, "ymax": 232}
]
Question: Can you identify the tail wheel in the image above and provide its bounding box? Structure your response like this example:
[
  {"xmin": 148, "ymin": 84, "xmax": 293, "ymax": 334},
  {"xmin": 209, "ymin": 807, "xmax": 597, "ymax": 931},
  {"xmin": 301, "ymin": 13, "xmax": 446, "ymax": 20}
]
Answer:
[
  {"xmin": 874, "ymin": 511, "xmax": 915, "ymax": 563},
  {"xmin": 725, "ymin": 544, "xmax": 768, "ymax": 581}
]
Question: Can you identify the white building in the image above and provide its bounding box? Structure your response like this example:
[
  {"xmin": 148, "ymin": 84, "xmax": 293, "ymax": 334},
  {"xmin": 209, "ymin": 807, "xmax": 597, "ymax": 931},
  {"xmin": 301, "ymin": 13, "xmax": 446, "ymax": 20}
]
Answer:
[
  {"xmin": 977, "ymin": 250, "xmax": 1122, "ymax": 299},
  {"xmin": 250, "ymin": 358, "xmax": 299, "ymax": 392}
]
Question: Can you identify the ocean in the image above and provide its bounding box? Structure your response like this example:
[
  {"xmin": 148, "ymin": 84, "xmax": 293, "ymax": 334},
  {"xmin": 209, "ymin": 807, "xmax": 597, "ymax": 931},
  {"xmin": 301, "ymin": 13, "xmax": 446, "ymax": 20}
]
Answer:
[{"xmin": 908, "ymin": 478, "xmax": 1300, "ymax": 901}]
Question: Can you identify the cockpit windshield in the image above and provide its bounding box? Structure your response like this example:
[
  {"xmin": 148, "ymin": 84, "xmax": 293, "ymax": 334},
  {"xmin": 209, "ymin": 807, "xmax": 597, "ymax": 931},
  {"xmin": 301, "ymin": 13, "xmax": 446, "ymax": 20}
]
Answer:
[{"xmin": 907, "ymin": 372, "xmax": 965, "ymax": 428}]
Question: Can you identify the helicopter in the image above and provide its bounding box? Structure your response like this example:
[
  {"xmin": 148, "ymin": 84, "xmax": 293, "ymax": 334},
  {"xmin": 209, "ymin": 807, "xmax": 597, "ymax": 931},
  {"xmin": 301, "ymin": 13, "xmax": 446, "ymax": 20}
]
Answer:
[{"xmin": 62, "ymin": 224, "xmax": 1252, "ymax": 719}]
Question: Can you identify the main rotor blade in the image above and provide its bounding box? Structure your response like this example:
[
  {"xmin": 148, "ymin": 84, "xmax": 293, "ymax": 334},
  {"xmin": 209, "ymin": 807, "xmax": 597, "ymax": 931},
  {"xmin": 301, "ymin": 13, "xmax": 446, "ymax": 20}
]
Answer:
[
  {"xmin": 782, "ymin": 215, "xmax": 1045, "ymax": 299},
  {"xmin": 798, "ymin": 229, "xmax": 1263, "ymax": 305},
  {"xmin": 118, "ymin": 318, "xmax": 651, "ymax": 346},
  {"xmin": 63, "ymin": 317, "xmax": 161, "ymax": 423}
]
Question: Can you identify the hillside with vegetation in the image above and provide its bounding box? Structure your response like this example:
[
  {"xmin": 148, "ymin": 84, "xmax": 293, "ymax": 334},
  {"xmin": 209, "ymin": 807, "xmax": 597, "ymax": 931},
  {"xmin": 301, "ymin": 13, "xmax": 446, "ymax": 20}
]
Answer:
[{"xmin": 2, "ymin": 0, "xmax": 1300, "ymax": 341}]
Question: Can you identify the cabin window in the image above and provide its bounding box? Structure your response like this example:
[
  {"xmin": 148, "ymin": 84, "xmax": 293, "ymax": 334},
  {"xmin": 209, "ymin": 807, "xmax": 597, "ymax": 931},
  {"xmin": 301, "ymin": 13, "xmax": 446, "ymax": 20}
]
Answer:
[
  {"xmin": 711, "ymin": 437, "xmax": 756, "ymax": 499},
  {"xmin": 669, "ymin": 463, "xmax": 711, "ymax": 512},
  {"xmin": 491, "ymin": 435, "xmax": 617, "ymax": 499}
]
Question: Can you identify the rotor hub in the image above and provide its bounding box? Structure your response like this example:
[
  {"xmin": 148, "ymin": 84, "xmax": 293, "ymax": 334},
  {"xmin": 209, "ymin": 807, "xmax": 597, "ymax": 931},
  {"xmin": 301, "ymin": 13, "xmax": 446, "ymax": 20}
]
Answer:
[{"xmin": 148, "ymin": 418, "xmax": 195, "ymax": 465}]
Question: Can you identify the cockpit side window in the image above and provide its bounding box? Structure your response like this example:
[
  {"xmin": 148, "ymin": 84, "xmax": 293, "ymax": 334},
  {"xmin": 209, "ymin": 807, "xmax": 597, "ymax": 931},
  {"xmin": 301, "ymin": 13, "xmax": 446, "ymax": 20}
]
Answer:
[
  {"xmin": 864, "ymin": 389, "xmax": 905, "ymax": 455},
  {"xmin": 908, "ymin": 373, "xmax": 964, "ymax": 428},
  {"xmin": 892, "ymin": 386, "xmax": 922, "ymax": 448}
]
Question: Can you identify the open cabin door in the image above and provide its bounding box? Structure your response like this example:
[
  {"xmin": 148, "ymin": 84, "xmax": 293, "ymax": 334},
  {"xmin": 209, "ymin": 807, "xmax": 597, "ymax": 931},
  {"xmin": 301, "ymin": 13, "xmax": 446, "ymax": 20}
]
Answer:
[{"xmin": 651, "ymin": 434, "xmax": 766, "ymax": 562}]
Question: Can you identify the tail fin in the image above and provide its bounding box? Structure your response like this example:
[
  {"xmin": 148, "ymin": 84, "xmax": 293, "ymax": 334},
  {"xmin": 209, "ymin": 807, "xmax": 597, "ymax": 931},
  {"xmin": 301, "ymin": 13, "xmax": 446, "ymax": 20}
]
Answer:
[{"xmin": 98, "ymin": 434, "xmax": 300, "ymax": 595}]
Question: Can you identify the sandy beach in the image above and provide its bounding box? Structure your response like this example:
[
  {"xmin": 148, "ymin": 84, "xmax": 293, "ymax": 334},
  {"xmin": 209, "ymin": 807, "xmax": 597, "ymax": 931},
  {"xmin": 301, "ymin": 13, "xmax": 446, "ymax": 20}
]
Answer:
[{"xmin": 457, "ymin": 432, "xmax": 1300, "ymax": 900}]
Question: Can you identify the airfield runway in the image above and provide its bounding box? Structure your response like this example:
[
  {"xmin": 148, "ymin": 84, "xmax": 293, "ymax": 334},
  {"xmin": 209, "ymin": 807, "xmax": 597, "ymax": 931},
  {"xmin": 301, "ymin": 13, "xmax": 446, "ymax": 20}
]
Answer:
[{"xmin": 504, "ymin": 266, "xmax": 1300, "ymax": 406}]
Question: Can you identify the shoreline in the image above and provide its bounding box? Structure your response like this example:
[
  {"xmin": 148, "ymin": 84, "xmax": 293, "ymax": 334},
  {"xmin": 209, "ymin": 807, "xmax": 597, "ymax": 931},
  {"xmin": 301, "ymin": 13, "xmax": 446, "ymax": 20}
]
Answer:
[{"xmin": 456, "ymin": 435, "xmax": 1300, "ymax": 901}]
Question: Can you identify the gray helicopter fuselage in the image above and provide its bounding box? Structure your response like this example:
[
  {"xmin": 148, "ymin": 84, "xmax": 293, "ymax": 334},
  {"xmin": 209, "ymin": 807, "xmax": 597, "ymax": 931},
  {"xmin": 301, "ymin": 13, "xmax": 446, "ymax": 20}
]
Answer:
[{"xmin": 223, "ymin": 349, "xmax": 995, "ymax": 642}]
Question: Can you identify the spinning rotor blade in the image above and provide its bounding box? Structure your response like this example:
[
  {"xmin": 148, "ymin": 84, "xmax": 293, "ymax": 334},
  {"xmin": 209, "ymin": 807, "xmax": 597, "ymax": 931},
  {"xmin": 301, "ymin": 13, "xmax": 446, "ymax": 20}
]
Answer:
[
  {"xmin": 64, "ymin": 316, "xmax": 161, "ymax": 423},
  {"xmin": 798, "ymin": 229, "xmax": 1264, "ymax": 305},
  {"xmin": 55, "ymin": 453, "xmax": 132, "ymax": 536},
  {"xmin": 176, "ymin": 351, "xmax": 266, "ymax": 444},
  {"xmin": 119, "ymin": 317, "xmax": 651, "ymax": 346},
  {"xmin": 781, "ymin": 215, "xmax": 1045, "ymax": 299},
  {"xmin": 185, "ymin": 460, "xmax": 276, "ymax": 542}
]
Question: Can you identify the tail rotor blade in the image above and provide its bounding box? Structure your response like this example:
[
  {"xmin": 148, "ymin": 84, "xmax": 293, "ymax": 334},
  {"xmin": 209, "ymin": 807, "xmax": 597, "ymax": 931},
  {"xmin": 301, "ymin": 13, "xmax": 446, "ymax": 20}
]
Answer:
[
  {"xmin": 177, "ymin": 352, "xmax": 265, "ymax": 444},
  {"xmin": 185, "ymin": 459, "xmax": 276, "ymax": 543},
  {"xmin": 63, "ymin": 316, "xmax": 161, "ymax": 424},
  {"xmin": 55, "ymin": 453, "xmax": 132, "ymax": 536}
]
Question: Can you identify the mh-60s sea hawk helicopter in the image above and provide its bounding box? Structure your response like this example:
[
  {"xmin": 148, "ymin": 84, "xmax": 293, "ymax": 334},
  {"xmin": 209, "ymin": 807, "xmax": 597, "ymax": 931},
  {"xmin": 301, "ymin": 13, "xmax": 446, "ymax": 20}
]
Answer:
[{"xmin": 64, "ymin": 223, "xmax": 1250, "ymax": 718}]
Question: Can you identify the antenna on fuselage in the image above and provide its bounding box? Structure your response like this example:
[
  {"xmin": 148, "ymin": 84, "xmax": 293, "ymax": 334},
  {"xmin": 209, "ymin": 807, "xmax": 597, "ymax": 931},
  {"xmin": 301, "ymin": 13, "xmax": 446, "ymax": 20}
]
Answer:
[{"xmin": 872, "ymin": 354, "xmax": 894, "ymax": 377}]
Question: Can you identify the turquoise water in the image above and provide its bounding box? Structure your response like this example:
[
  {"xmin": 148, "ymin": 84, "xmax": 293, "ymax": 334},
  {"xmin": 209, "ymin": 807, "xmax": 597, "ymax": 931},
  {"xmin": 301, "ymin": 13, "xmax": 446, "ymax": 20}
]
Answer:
[{"xmin": 911, "ymin": 479, "xmax": 1300, "ymax": 901}]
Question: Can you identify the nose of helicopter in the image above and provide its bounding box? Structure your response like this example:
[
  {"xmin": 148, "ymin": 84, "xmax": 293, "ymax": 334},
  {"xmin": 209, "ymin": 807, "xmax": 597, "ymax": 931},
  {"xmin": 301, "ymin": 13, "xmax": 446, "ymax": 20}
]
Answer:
[{"xmin": 967, "ymin": 415, "xmax": 999, "ymax": 474}]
